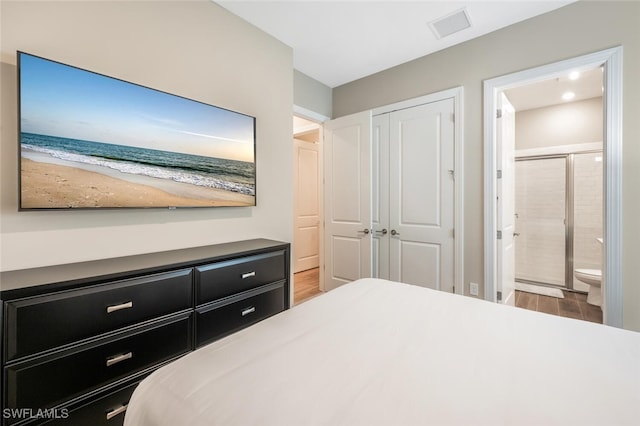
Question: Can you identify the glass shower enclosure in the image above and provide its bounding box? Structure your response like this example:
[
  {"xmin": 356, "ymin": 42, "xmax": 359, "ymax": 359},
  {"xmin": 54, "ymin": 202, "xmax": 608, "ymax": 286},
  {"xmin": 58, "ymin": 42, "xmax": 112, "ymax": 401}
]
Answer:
[{"xmin": 514, "ymin": 151, "xmax": 602, "ymax": 290}]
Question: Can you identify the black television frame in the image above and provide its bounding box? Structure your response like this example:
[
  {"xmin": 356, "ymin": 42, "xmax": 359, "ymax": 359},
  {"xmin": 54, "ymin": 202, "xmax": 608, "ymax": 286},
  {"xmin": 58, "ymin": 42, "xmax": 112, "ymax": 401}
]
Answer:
[{"xmin": 17, "ymin": 51, "xmax": 257, "ymax": 211}]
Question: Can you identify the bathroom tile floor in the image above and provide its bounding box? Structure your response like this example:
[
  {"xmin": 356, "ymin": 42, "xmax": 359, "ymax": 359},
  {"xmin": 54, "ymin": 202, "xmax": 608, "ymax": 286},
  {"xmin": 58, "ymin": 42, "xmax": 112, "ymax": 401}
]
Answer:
[{"xmin": 515, "ymin": 290, "xmax": 603, "ymax": 324}]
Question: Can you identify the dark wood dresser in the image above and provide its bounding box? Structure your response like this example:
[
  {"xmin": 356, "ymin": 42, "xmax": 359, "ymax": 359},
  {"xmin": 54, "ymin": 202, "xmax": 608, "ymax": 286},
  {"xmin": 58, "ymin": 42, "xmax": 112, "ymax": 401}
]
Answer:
[{"xmin": 0, "ymin": 239, "xmax": 290, "ymax": 425}]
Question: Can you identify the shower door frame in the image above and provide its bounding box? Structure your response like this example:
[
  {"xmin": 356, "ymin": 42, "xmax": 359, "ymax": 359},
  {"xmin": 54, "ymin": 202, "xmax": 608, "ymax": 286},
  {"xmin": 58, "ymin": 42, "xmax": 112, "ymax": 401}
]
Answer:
[
  {"xmin": 516, "ymin": 150, "xmax": 603, "ymax": 290},
  {"xmin": 515, "ymin": 153, "xmax": 575, "ymax": 290},
  {"xmin": 515, "ymin": 149, "xmax": 604, "ymax": 291}
]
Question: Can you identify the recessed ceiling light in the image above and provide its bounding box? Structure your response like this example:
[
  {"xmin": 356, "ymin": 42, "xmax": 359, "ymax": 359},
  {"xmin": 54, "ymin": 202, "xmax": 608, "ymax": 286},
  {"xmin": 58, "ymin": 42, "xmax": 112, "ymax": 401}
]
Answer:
[
  {"xmin": 569, "ymin": 71, "xmax": 580, "ymax": 80},
  {"xmin": 562, "ymin": 91, "xmax": 575, "ymax": 101}
]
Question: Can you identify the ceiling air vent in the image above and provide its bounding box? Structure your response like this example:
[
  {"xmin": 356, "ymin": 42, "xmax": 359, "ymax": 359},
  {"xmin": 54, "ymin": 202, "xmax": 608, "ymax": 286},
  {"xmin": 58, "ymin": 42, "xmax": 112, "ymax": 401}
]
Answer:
[{"xmin": 429, "ymin": 8, "xmax": 472, "ymax": 39}]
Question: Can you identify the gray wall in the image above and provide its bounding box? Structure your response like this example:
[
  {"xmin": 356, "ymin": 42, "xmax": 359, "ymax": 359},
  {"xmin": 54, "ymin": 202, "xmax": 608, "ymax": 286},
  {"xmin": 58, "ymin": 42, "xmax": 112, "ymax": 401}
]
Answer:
[
  {"xmin": 294, "ymin": 69, "xmax": 332, "ymax": 119},
  {"xmin": 515, "ymin": 97, "xmax": 603, "ymax": 150},
  {"xmin": 333, "ymin": 1, "xmax": 640, "ymax": 331},
  {"xmin": 0, "ymin": 1, "xmax": 294, "ymax": 272}
]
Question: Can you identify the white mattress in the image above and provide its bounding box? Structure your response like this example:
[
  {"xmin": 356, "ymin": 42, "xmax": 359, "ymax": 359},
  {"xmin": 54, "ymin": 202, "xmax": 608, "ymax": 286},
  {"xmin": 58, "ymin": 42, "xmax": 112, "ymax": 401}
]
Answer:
[{"xmin": 124, "ymin": 278, "xmax": 640, "ymax": 425}]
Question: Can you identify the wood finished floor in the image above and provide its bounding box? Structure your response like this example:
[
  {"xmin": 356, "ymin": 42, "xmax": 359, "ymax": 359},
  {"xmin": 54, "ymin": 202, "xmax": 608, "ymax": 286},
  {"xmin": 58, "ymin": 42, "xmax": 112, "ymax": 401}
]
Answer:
[
  {"xmin": 515, "ymin": 290, "xmax": 603, "ymax": 324},
  {"xmin": 293, "ymin": 271, "xmax": 602, "ymax": 324},
  {"xmin": 293, "ymin": 267, "xmax": 321, "ymax": 305}
]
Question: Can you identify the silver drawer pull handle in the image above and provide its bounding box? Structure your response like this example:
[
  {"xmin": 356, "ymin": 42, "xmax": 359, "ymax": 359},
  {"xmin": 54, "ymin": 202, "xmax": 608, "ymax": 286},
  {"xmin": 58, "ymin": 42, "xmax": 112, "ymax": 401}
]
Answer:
[
  {"xmin": 106, "ymin": 351, "xmax": 133, "ymax": 367},
  {"xmin": 241, "ymin": 306, "xmax": 256, "ymax": 316},
  {"xmin": 242, "ymin": 271, "xmax": 256, "ymax": 279},
  {"xmin": 107, "ymin": 301, "xmax": 133, "ymax": 314},
  {"xmin": 106, "ymin": 404, "xmax": 128, "ymax": 420}
]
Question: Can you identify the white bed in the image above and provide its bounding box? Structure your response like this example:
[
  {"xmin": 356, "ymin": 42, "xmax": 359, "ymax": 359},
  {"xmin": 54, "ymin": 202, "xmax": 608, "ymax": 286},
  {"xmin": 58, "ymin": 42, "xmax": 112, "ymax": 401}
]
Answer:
[{"xmin": 124, "ymin": 278, "xmax": 640, "ymax": 425}]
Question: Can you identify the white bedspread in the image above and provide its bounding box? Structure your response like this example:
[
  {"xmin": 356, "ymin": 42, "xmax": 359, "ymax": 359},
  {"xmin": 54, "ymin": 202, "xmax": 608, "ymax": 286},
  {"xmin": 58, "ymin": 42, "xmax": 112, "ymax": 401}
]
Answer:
[{"xmin": 124, "ymin": 278, "xmax": 640, "ymax": 426}]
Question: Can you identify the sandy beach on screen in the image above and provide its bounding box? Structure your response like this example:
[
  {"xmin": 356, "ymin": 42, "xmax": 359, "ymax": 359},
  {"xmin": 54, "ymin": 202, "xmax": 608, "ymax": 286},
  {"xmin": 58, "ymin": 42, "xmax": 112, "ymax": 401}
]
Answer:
[{"xmin": 21, "ymin": 158, "xmax": 255, "ymax": 208}]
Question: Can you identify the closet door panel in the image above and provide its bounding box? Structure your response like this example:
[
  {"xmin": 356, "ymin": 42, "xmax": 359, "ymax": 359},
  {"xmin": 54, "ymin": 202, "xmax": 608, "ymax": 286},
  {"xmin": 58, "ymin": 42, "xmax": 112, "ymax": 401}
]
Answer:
[
  {"xmin": 388, "ymin": 99, "xmax": 455, "ymax": 292},
  {"xmin": 396, "ymin": 241, "xmax": 440, "ymax": 289},
  {"xmin": 323, "ymin": 111, "xmax": 372, "ymax": 291},
  {"xmin": 371, "ymin": 114, "xmax": 390, "ymax": 280},
  {"xmin": 397, "ymin": 115, "xmax": 440, "ymax": 226}
]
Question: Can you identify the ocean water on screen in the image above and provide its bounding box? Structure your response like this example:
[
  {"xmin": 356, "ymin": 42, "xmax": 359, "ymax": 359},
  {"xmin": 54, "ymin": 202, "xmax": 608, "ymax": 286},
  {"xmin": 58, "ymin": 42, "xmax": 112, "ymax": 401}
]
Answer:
[{"xmin": 21, "ymin": 132, "xmax": 255, "ymax": 196}]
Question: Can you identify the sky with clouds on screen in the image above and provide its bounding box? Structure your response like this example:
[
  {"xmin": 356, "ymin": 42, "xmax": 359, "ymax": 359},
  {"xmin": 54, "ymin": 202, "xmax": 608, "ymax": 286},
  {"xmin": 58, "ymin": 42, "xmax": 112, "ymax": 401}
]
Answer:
[{"xmin": 19, "ymin": 53, "xmax": 255, "ymax": 163}]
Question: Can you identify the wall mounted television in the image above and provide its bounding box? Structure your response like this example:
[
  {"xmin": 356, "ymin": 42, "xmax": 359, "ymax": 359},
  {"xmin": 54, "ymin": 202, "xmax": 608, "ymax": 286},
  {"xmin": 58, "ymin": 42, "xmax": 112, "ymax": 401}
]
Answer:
[{"xmin": 18, "ymin": 51, "xmax": 256, "ymax": 210}]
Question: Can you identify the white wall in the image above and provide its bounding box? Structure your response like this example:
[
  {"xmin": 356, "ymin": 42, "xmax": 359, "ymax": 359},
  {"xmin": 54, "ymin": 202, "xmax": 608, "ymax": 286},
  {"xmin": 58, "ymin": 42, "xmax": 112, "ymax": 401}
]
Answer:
[{"xmin": 0, "ymin": 1, "xmax": 293, "ymax": 272}]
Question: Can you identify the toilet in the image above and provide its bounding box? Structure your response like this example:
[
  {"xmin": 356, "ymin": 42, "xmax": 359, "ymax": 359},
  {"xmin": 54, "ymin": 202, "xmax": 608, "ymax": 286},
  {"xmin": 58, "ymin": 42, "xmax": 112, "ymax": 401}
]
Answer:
[{"xmin": 574, "ymin": 268, "xmax": 602, "ymax": 306}]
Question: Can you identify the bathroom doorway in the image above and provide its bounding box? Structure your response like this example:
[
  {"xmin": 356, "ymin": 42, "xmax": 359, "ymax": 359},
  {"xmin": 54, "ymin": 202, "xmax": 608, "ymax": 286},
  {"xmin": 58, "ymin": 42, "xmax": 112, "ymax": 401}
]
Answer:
[
  {"xmin": 505, "ymin": 68, "xmax": 604, "ymax": 323},
  {"xmin": 484, "ymin": 47, "xmax": 623, "ymax": 326}
]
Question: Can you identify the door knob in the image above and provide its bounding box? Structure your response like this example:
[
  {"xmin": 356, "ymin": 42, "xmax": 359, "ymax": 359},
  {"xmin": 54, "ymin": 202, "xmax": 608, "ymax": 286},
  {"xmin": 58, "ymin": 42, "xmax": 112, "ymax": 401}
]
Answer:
[
  {"xmin": 375, "ymin": 229, "xmax": 388, "ymax": 235},
  {"xmin": 513, "ymin": 232, "xmax": 520, "ymax": 237},
  {"xmin": 390, "ymin": 229, "xmax": 400, "ymax": 236},
  {"xmin": 358, "ymin": 228, "xmax": 370, "ymax": 235}
]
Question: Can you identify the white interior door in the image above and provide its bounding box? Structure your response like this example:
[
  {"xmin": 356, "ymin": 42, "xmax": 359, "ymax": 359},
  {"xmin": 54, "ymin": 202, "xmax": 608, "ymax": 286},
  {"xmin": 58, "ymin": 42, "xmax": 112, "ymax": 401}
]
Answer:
[
  {"xmin": 497, "ymin": 92, "xmax": 516, "ymax": 305},
  {"xmin": 371, "ymin": 114, "xmax": 390, "ymax": 280},
  {"xmin": 323, "ymin": 111, "xmax": 372, "ymax": 291},
  {"xmin": 293, "ymin": 138, "xmax": 320, "ymax": 273},
  {"xmin": 388, "ymin": 99, "xmax": 455, "ymax": 292}
]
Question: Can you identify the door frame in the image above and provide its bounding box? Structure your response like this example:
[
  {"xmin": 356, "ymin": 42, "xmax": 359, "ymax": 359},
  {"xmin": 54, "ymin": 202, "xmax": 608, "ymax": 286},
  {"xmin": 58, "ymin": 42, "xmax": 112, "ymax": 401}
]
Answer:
[
  {"xmin": 496, "ymin": 92, "xmax": 516, "ymax": 306},
  {"xmin": 372, "ymin": 86, "xmax": 465, "ymax": 295},
  {"xmin": 292, "ymin": 137, "xmax": 320, "ymax": 273},
  {"xmin": 293, "ymin": 105, "xmax": 329, "ymax": 296},
  {"xmin": 483, "ymin": 47, "xmax": 623, "ymax": 327}
]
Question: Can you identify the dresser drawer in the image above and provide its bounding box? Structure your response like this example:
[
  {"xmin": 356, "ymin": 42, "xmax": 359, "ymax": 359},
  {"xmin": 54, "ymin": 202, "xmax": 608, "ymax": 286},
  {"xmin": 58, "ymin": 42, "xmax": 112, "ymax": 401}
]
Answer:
[
  {"xmin": 5, "ymin": 269, "xmax": 193, "ymax": 361},
  {"xmin": 41, "ymin": 380, "xmax": 140, "ymax": 426},
  {"xmin": 195, "ymin": 251, "xmax": 286, "ymax": 305},
  {"xmin": 4, "ymin": 313, "xmax": 192, "ymax": 412},
  {"xmin": 196, "ymin": 282, "xmax": 285, "ymax": 348}
]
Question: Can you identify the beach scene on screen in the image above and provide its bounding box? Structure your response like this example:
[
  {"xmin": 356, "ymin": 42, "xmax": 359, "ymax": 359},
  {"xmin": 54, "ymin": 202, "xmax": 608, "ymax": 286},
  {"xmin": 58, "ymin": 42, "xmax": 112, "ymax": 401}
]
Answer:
[{"xmin": 19, "ymin": 53, "xmax": 256, "ymax": 208}]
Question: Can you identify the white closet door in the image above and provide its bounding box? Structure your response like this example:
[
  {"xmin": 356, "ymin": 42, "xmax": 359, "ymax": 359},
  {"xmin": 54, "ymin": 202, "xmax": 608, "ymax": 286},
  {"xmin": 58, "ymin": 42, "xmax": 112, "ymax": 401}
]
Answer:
[
  {"xmin": 388, "ymin": 99, "xmax": 455, "ymax": 292},
  {"xmin": 323, "ymin": 111, "xmax": 372, "ymax": 291},
  {"xmin": 372, "ymin": 114, "xmax": 390, "ymax": 280}
]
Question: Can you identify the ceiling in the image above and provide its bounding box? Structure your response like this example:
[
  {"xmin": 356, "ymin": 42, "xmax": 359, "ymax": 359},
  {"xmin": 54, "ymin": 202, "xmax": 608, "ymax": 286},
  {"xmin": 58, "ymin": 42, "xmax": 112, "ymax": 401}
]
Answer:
[
  {"xmin": 293, "ymin": 115, "xmax": 320, "ymax": 135},
  {"xmin": 505, "ymin": 66, "xmax": 603, "ymax": 111},
  {"xmin": 215, "ymin": 0, "xmax": 576, "ymax": 88}
]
